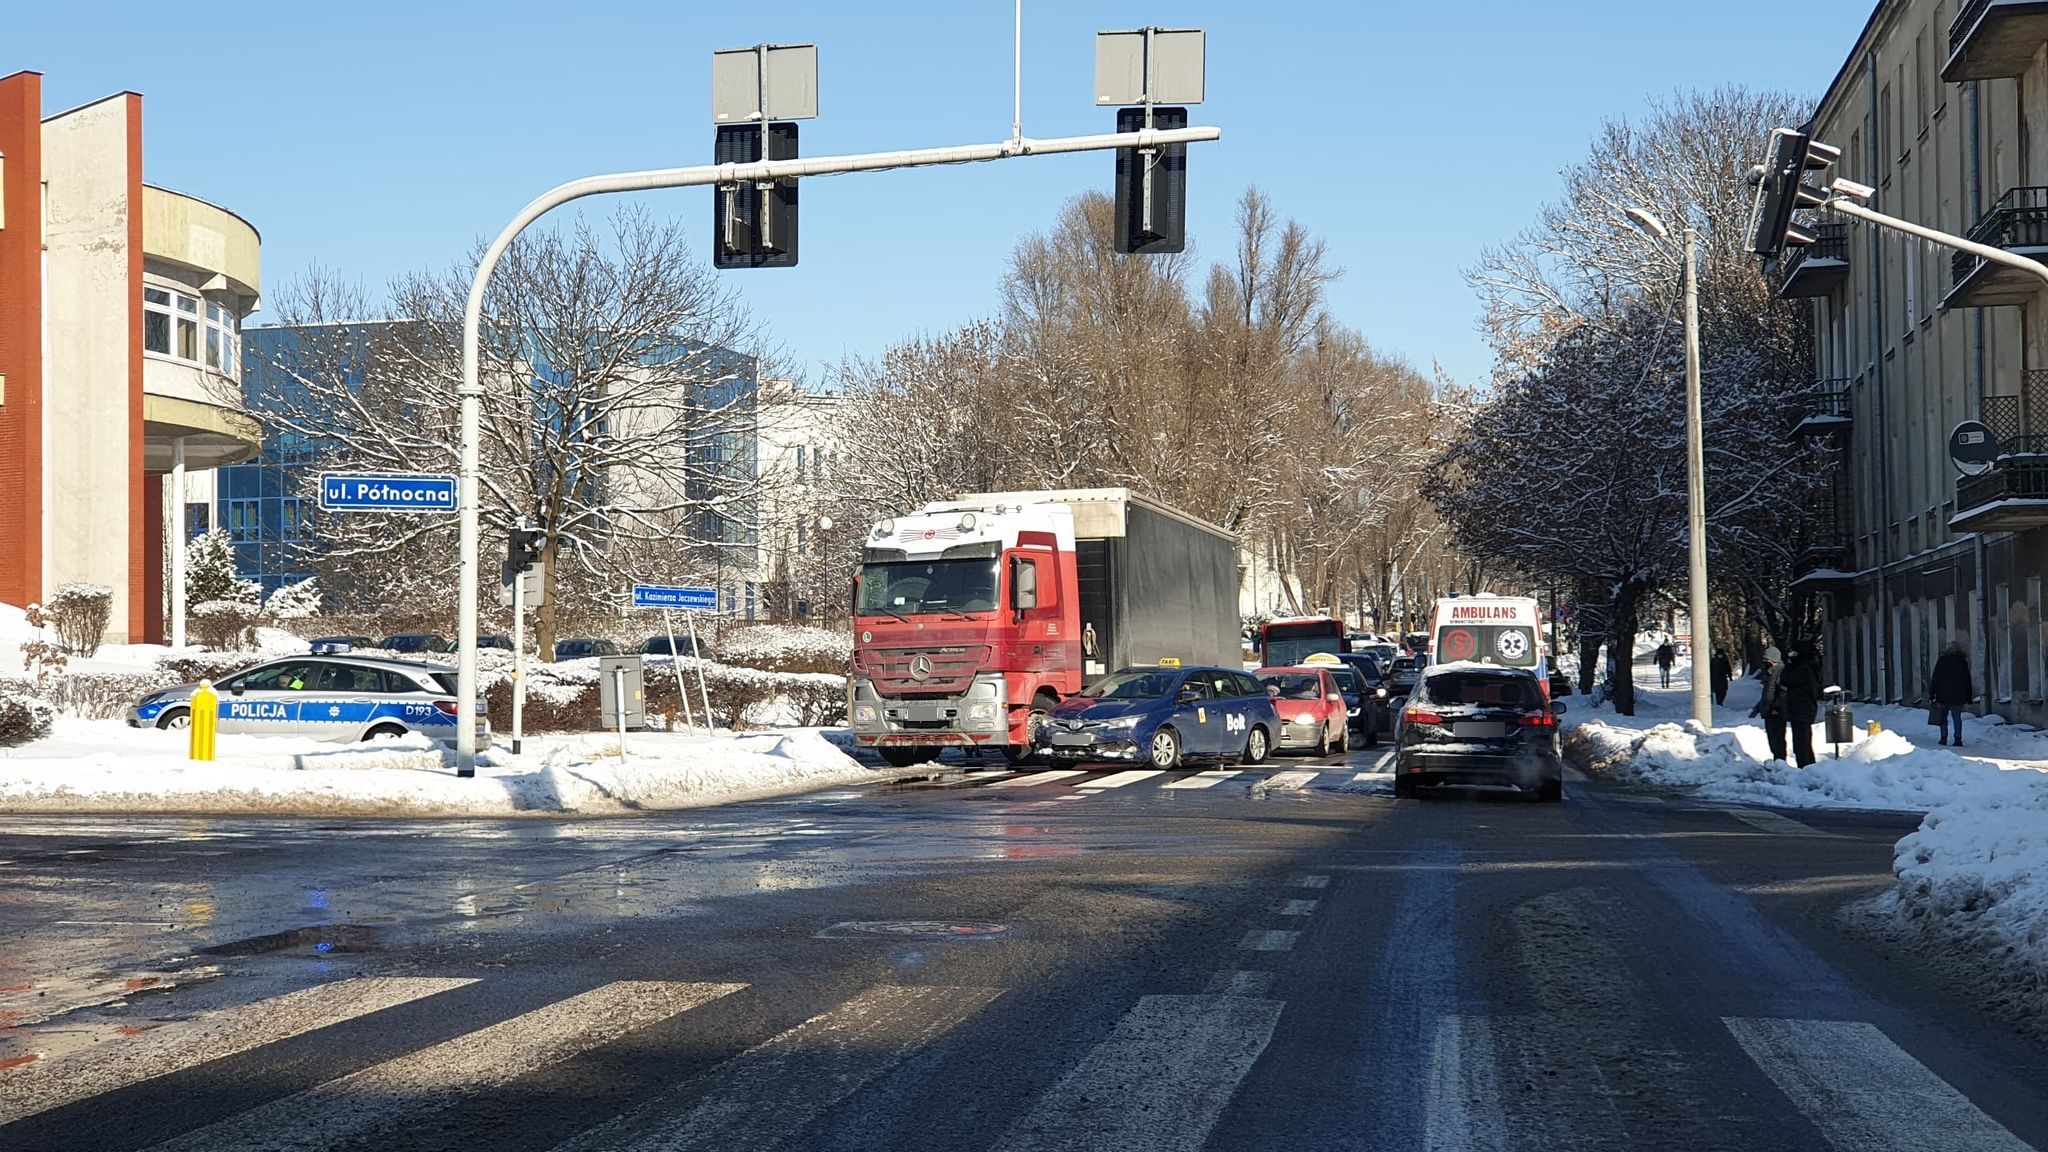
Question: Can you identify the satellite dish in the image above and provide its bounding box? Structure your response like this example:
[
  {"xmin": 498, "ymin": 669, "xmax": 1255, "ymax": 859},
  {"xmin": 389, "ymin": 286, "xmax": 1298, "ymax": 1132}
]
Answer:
[{"xmin": 1950, "ymin": 421, "xmax": 2001, "ymax": 477}]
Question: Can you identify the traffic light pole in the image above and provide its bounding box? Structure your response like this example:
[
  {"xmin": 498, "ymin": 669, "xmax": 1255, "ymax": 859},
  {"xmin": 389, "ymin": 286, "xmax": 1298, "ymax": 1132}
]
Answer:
[
  {"xmin": 452, "ymin": 123, "xmax": 1221, "ymax": 775},
  {"xmin": 1825, "ymin": 195, "xmax": 2048, "ymax": 285}
]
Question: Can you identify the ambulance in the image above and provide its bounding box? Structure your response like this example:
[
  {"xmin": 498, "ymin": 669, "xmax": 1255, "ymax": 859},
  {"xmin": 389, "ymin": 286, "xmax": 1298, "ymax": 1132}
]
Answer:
[{"xmin": 1426, "ymin": 594, "xmax": 1550, "ymax": 696}]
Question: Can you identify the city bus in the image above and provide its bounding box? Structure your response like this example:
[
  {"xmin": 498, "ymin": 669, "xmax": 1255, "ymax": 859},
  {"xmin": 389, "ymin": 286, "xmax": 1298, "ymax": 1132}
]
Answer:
[{"xmin": 1258, "ymin": 617, "xmax": 1350, "ymax": 667}]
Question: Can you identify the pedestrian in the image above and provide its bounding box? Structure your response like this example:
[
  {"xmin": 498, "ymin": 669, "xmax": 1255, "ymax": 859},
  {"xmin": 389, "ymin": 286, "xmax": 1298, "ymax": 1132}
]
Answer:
[
  {"xmin": 1929, "ymin": 641, "xmax": 1975, "ymax": 747},
  {"xmin": 1750, "ymin": 646, "xmax": 1789, "ymax": 763},
  {"xmin": 1655, "ymin": 641, "xmax": 1676, "ymax": 688},
  {"xmin": 1709, "ymin": 648, "xmax": 1732, "ymax": 708},
  {"xmin": 1779, "ymin": 642, "xmax": 1823, "ymax": 768}
]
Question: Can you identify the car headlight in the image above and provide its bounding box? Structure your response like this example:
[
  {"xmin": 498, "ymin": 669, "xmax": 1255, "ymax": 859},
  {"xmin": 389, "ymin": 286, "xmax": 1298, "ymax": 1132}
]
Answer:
[
  {"xmin": 1376, "ymin": 687, "xmax": 1388, "ymax": 698},
  {"xmin": 1093, "ymin": 715, "xmax": 1142, "ymax": 731},
  {"xmin": 1291, "ymin": 713, "xmax": 1318, "ymax": 724}
]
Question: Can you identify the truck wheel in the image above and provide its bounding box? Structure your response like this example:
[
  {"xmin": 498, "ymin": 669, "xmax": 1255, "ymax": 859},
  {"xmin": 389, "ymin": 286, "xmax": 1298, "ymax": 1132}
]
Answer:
[
  {"xmin": 1241, "ymin": 725, "xmax": 1270, "ymax": 766},
  {"xmin": 878, "ymin": 747, "xmax": 932, "ymax": 769},
  {"xmin": 1148, "ymin": 727, "xmax": 1182, "ymax": 770},
  {"xmin": 1004, "ymin": 692, "xmax": 1058, "ymax": 765}
]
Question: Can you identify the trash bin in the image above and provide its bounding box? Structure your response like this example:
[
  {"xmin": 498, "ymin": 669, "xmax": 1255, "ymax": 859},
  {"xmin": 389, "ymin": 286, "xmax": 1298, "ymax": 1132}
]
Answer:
[{"xmin": 1824, "ymin": 691, "xmax": 1856, "ymax": 754}]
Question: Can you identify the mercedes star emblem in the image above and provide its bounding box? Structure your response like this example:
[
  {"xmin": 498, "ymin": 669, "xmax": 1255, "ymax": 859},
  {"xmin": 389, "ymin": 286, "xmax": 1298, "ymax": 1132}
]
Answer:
[{"xmin": 909, "ymin": 654, "xmax": 933, "ymax": 681}]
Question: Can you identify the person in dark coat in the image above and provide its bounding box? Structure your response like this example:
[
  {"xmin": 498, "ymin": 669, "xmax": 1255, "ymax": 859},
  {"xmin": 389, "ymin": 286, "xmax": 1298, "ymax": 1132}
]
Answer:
[
  {"xmin": 1929, "ymin": 641, "xmax": 1975, "ymax": 746},
  {"xmin": 1779, "ymin": 642, "xmax": 1823, "ymax": 767},
  {"xmin": 1750, "ymin": 646, "xmax": 1788, "ymax": 762},
  {"xmin": 1709, "ymin": 649, "xmax": 1732, "ymax": 707},
  {"xmin": 1654, "ymin": 641, "xmax": 1676, "ymax": 688}
]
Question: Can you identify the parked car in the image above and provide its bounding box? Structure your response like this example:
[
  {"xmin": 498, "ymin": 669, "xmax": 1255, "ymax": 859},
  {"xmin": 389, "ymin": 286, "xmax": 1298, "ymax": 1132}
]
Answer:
[
  {"xmin": 552, "ymin": 638, "xmax": 622, "ymax": 661},
  {"xmin": 308, "ymin": 635, "xmax": 376, "ymax": 655},
  {"xmin": 1256, "ymin": 665, "xmax": 1349, "ymax": 755},
  {"xmin": 125, "ymin": 654, "xmax": 489, "ymax": 747},
  {"xmin": 378, "ymin": 633, "xmax": 451, "ymax": 654},
  {"xmin": 1038, "ymin": 665, "xmax": 1279, "ymax": 769},
  {"xmin": 1393, "ymin": 665, "xmax": 1563, "ymax": 801},
  {"xmin": 477, "ymin": 635, "xmax": 514, "ymax": 652},
  {"xmin": 1327, "ymin": 657, "xmax": 1387, "ymax": 743},
  {"xmin": 641, "ymin": 635, "xmax": 706, "ymax": 658}
]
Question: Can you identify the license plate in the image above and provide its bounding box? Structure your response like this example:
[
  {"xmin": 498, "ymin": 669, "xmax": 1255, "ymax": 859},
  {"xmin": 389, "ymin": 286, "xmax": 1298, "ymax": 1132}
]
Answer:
[
  {"xmin": 1452, "ymin": 721, "xmax": 1509, "ymax": 738},
  {"xmin": 1051, "ymin": 731, "xmax": 1095, "ymax": 747}
]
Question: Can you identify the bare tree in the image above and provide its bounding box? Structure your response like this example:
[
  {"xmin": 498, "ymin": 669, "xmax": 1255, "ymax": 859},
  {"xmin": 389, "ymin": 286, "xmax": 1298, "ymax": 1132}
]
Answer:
[{"xmin": 253, "ymin": 208, "xmax": 765, "ymax": 657}]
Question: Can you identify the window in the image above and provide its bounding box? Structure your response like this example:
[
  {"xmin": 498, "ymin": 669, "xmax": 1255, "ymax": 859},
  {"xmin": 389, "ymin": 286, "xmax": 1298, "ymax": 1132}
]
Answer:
[
  {"xmin": 184, "ymin": 502, "xmax": 210, "ymax": 540},
  {"xmin": 142, "ymin": 283, "xmax": 239, "ymax": 379},
  {"xmin": 144, "ymin": 288, "xmax": 171, "ymax": 353},
  {"xmin": 795, "ymin": 445, "xmax": 807, "ymax": 476}
]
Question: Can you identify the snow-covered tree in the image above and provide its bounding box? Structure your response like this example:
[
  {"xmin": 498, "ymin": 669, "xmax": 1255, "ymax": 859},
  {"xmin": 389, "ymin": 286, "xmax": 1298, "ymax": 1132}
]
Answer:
[
  {"xmin": 185, "ymin": 529, "xmax": 261, "ymax": 611},
  {"xmin": 1437, "ymin": 87, "xmax": 1827, "ymax": 714},
  {"xmin": 251, "ymin": 209, "xmax": 767, "ymax": 659},
  {"xmin": 263, "ymin": 577, "xmax": 322, "ymax": 620}
]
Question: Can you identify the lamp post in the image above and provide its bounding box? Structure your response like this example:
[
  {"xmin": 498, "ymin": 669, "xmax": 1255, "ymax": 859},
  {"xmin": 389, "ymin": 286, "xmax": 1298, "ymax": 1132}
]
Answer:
[{"xmin": 1623, "ymin": 207, "xmax": 1713, "ymax": 727}]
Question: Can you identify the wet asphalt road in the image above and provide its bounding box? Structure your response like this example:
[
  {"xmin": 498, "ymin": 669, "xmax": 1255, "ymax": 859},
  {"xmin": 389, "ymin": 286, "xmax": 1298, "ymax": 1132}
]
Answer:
[{"xmin": 1, "ymin": 752, "xmax": 2045, "ymax": 1151}]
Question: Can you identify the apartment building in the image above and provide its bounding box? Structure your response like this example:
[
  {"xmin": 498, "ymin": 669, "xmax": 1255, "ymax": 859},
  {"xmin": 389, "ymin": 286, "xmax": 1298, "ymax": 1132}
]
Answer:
[{"xmin": 1789, "ymin": 0, "xmax": 2048, "ymax": 723}]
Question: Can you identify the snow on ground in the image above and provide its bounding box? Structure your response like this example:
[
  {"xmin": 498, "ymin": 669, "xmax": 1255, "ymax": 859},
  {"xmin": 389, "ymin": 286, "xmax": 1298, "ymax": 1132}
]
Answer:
[
  {"xmin": 0, "ymin": 603, "xmax": 308, "ymax": 677},
  {"xmin": 0, "ymin": 716, "xmax": 898, "ymax": 818},
  {"xmin": 1565, "ymin": 656, "xmax": 2048, "ymax": 1007}
]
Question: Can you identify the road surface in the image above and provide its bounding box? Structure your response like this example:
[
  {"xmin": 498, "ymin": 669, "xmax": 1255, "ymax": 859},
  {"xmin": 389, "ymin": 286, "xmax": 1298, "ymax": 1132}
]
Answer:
[{"xmin": 0, "ymin": 752, "xmax": 2043, "ymax": 1151}]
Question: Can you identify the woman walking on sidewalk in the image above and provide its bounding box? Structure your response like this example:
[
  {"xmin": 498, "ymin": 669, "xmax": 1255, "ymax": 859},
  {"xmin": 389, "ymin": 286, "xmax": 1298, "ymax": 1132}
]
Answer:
[{"xmin": 1929, "ymin": 642, "xmax": 1975, "ymax": 747}]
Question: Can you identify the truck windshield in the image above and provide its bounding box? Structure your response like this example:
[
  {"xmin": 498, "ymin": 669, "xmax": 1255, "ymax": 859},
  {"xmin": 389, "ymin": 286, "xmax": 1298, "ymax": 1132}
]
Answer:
[{"xmin": 858, "ymin": 559, "xmax": 1000, "ymax": 616}]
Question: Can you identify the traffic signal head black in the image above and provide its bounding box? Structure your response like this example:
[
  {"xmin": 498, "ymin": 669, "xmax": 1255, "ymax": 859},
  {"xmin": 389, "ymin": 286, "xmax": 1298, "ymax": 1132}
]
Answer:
[
  {"xmin": 713, "ymin": 122, "xmax": 799, "ymax": 269},
  {"xmin": 1746, "ymin": 128, "xmax": 1841, "ymax": 259},
  {"xmin": 1114, "ymin": 106, "xmax": 1188, "ymax": 254},
  {"xmin": 507, "ymin": 528, "xmax": 543, "ymax": 571}
]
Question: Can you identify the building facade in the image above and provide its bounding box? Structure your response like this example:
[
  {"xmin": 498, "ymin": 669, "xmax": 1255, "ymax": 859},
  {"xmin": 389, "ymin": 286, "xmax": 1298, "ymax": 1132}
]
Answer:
[
  {"xmin": 753, "ymin": 379, "xmax": 843, "ymax": 622},
  {"xmin": 0, "ymin": 71, "xmax": 261, "ymax": 641},
  {"xmin": 1793, "ymin": 0, "xmax": 2048, "ymax": 724}
]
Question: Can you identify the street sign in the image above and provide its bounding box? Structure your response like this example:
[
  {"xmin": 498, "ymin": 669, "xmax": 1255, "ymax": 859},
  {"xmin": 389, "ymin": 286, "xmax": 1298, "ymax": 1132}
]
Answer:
[
  {"xmin": 1095, "ymin": 28, "xmax": 1206, "ymax": 105},
  {"xmin": 318, "ymin": 472, "xmax": 457, "ymax": 512},
  {"xmin": 1950, "ymin": 420, "xmax": 2001, "ymax": 477},
  {"xmin": 632, "ymin": 584, "xmax": 718, "ymax": 611},
  {"xmin": 498, "ymin": 565, "xmax": 544, "ymax": 608},
  {"xmin": 712, "ymin": 43, "xmax": 818, "ymax": 122}
]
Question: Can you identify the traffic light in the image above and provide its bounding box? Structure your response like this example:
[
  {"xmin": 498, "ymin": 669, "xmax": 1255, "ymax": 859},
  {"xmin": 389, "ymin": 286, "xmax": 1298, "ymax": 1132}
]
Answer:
[
  {"xmin": 1746, "ymin": 128, "xmax": 1842, "ymax": 259},
  {"xmin": 507, "ymin": 528, "xmax": 543, "ymax": 572},
  {"xmin": 1113, "ymin": 106, "xmax": 1188, "ymax": 254},
  {"xmin": 713, "ymin": 122, "xmax": 799, "ymax": 269}
]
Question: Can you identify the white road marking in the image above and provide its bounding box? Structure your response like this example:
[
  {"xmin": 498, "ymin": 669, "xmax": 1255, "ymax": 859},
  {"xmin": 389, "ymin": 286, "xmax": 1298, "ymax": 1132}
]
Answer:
[
  {"xmin": 1725, "ymin": 809, "xmax": 1828, "ymax": 836},
  {"xmin": 148, "ymin": 982, "xmax": 743, "ymax": 1151},
  {"xmin": 554, "ymin": 985, "xmax": 1001, "ymax": 1152},
  {"xmin": 1238, "ymin": 930, "xmax": 1300, "ymax": 952},
  {"xmin": 1274, "ymin": 899, "xmax": 1319, "ymax": 916},
  {"xmin": 1261, "ymin": 770, "xmax": 1319, "ymax": 790},
  {"xmin": 1296, "ymin": 875, "xmax": 1330, "ymax": 889},
  {"xmin": 0, "ymin": 976, "xmax": 475, "ymax": 1124},
  {"xmin": 1723, "ymin": 1017, "xmax": 2035, "ymax": 1152},
  {"xmin": 1424, "ymin": 1015, "xmax": 1509, "ymax": 1152},
  {"xmin": 1005, "ymin": 770, "xmax": 1087, "ymax": 787},
  {"xmin": 1162, "ymin": 769, "xmax": 1242, "ymax": 790},
  {"xmin": 991, "ymin": 994, "xmax": 1283, "ymax": 1152},
  {"xmin": 1075, "ymin": 769, "xmax": 1163, "ymax": 790},
  {"xmin": 1203, "ymin": 971, "xmax": 1276, "ymax": 996}
]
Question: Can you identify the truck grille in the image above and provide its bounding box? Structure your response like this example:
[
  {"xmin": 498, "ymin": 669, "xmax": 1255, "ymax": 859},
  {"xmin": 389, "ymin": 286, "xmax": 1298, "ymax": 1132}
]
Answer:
[{"xmin": 856, "ymin": 646, "xmax": 993, "ymax": 693}]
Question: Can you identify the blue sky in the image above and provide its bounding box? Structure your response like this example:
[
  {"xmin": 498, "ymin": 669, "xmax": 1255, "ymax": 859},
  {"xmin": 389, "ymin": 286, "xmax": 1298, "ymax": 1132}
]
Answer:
[{"xmin": 14, "ymin": 0, "xmax": 1875, "ymax": 388}]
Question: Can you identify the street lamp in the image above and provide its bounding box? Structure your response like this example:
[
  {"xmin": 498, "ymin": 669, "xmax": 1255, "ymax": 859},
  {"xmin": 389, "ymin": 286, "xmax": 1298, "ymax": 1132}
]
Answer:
[{"xmin": 1623, "ymin": 206, "xmax": 1713, "ymax": 727}]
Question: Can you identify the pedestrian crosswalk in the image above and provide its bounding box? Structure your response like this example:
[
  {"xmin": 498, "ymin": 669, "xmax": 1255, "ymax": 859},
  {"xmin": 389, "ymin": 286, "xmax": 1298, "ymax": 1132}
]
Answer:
[
  {"xmin": 895, "ymin": 763, "xmax": 1397, "ymax": 800},
  {"xmin": 2, "ymin": 967, "xmax": 2038, "ymax": 1151}
]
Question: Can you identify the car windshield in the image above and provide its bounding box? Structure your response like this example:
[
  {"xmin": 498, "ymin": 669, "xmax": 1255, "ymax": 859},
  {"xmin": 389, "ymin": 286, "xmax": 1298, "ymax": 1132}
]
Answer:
[
  {"xmin": 557, "ymin": 641, "xmax": 600, "ymax": 658},
  {"xmin": 644, "ymin": 637, "xmax": 700, "ymax": 655},
  {"xmin": 1421, "ymin": 672, "xmax": 1542, "ymax": 709},
  {"xmin": 383, "ymin": 635, "xmax": 441, "ymax": 652},
  {"xmin": 1326, "ymin": 667, "xmax": 1362, "ymax": 695},
  {"xmin": 1260, "ymin": 673, "xmax": 1324, "ymax": 700},
  {"xmin": 1083, "ymin": 670, "xmax": 1181, "ymax": 701},
  {"xmin": 858, "ymin": 559, "xmax": 999, "ymax": 616}
]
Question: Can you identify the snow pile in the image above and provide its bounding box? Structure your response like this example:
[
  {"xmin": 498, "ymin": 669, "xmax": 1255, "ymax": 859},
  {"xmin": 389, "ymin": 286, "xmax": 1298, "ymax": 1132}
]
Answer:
[
  {"xmin": 1883, "ymin": 786, "xmax": 2048, "ymax": 999},
  {"xmin": 0, "ymin": 718, "xmax": 891, "ymax": 817}
]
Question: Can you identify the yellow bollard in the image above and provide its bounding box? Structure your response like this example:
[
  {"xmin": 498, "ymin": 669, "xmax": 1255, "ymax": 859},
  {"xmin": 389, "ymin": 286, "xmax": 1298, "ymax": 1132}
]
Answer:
[
  {"xmin": 1866, "ymin": 719, "xmax": 1883, "ymax": 736},
  {"xmin": 189, "ymin": 680, "xmax": 218, "ymax": 761}
]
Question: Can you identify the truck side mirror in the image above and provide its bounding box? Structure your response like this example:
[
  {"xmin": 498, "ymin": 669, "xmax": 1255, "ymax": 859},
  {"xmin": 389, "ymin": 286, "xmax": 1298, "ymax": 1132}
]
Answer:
[{"xmin": 1009, "ymin": 557, "xmax": 1039, "ymax": 612}]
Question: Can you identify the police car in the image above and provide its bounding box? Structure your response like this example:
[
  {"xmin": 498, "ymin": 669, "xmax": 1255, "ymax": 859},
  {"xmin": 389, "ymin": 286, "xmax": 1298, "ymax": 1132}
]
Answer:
[{"xmin": 125, "ymin": 655, "xmax": 490, "ymax": 746}]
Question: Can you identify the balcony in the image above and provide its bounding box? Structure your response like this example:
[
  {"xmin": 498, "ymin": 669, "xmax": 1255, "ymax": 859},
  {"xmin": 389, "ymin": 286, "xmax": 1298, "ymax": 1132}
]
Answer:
[
  {"xmin": 1789, "ymin": 537, "xmax": 1856, "ymax": 591},
  {"xmin": 1951, "ymin": 438, "xmax": 2048, "ymax": 532},
  {"xmin": 1944, "ymin": 0, "xmax": 2048, "ymax": 82},
  {"xmin": 1945, "ymin": 187, "xmax": 2048, "ymax": 308},
  {"xmin": 1775, "ymin": 224, "xmax": 1850, "ymax": 298},
  {"xmin": 1788, "ymin": 382, "xmax": 1853, "ymax": 439}
]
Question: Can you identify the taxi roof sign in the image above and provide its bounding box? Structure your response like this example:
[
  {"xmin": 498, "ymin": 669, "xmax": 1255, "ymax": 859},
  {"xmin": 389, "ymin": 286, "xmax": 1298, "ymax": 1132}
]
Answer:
[
  {"xmin": 1302, "ymin": 652, "xmax": 1341, "ymax": 665},
  {"xmin": 1157, "ymin": 657, "xmax": 1182, "ymax": 667}
]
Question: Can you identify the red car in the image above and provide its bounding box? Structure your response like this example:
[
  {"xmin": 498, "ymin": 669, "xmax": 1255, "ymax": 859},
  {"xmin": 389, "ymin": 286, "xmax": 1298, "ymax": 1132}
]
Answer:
[{"xmin": 1256, "ymin": 665, "xmax": 1350, "ymax": 755}]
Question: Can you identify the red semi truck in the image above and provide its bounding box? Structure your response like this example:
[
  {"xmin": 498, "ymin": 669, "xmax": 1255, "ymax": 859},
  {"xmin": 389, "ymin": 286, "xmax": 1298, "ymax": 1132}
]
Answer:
[{"xmin": 847, "ymin": 488, "xmax": 1241, "ymax": 766}]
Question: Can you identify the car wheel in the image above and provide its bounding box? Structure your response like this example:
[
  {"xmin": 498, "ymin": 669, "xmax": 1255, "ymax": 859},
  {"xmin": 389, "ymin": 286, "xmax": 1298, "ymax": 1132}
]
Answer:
[
  {"xmin": 155, "ymin": 707, "xmax": 191, "ymax": 731},
  {"xmin": 878, "ymin": 746, "xmax": 932, "ymax": 769},
  {"xmin": 1333, "ymin": 725, "xmax": 1348, "ymax": 755},
  {"xmin": 366, "ymin": 723, "xmax": 408, "ymax": 741},
  {"xmin": 1005, "ymin": 692, "xmax": 1058, "ymax": 765},
  {"xmin": 1240, "ymin": 725, "xmax": 1269, "ymax": 766},
  {"xmin": 1149, "ymin": 727, "xmax": 1182, "ymax": 770},
  {"xmin": 1393, "ymin": 775, "xmax": 1416, "ymax": 798},
  {"xmin": 1363, "ymin": 720, "xmax": 1380, "ymax": 749},
  {"xmin": 1537, "ymin": 777, "xmax": 1564, "ymax": 804}
]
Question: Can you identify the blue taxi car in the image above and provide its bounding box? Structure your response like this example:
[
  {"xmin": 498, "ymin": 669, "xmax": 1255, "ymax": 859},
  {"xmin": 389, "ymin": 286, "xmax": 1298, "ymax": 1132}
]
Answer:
[
  {"xmin": 126, "ymin": 654, "xmax": 489, "ymax": 747},
  {"xmin": 1036, "ymin": 665, "xmax": 1280, "ymax": 770}
]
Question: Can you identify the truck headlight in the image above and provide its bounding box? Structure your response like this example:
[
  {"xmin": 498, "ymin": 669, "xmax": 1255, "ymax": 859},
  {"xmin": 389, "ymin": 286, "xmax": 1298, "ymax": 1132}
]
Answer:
[
  {"xmin": 854, "ymin": 704, "xmax": 878, "ymax": 723},
  {"xmin": 967, "ymin": 702, "xmax": 998, "ymax": 720}
]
